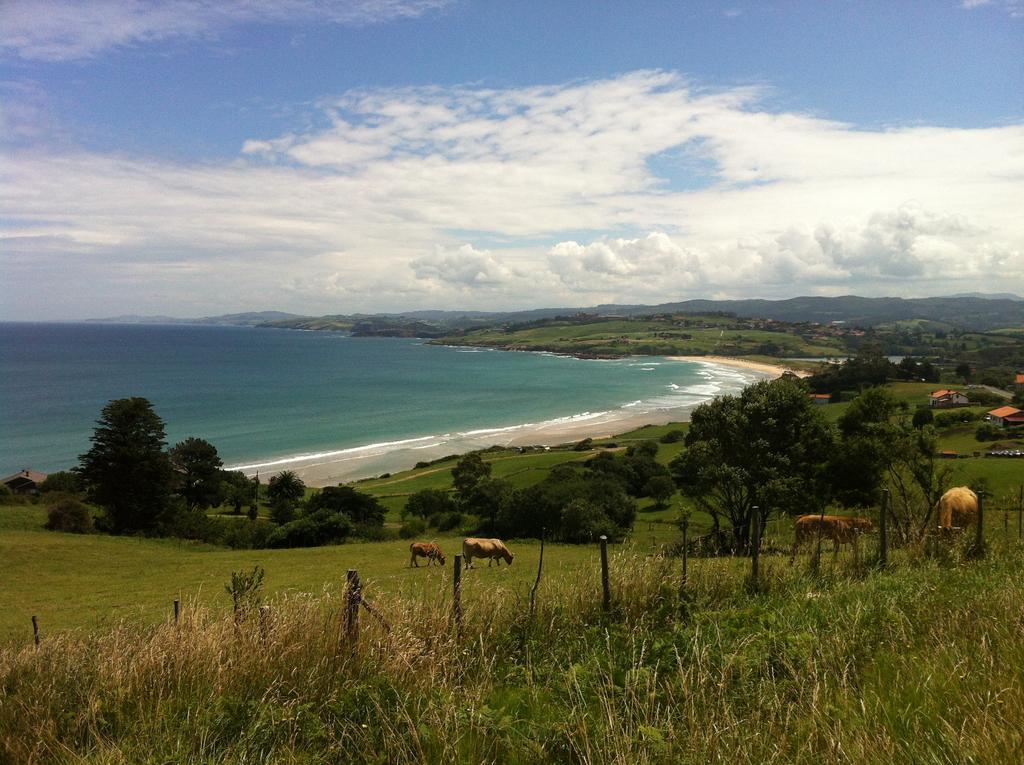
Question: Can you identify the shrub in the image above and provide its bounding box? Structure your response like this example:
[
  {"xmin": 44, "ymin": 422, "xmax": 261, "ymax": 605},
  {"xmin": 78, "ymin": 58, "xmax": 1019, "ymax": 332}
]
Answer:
[
  {"xmin": 912, "ymin": 408, "xmax": 934, "ymax": 429},
  {"xmin": 267, "ymin": 510, "xmax": 352, "ymax": 548},
  {"xmin": 659, "ymin": 429, "xmax": 686, "ymax": 444},
  {"xmin": 573, "ymin": 438, "xmax": 593, "ymax": 451},
  {"xmin": 269, "ymin": 498, "xmax": 297, "ymax": 525},
  {"xmin": 44, "ymin": 499, "xmax": 93, "ymax": 533},
  {"xmin": 216, "ymin": 519, "xmax": 276, "ymax": 549},
  {"xmin": 353, "ymin": 523, "xmax": 398, "ymax": 542},
  {"xmin": 39, "ymin": 471, "xmax": 83, "ymax": 494},
  {"xmin": 975, "ymin": 422, "xmax": 1003, "ymax": 442},
  {"xmin": 399, "ymin": 518, "xmax": 427, "ymax": 539},
  {"xmin": 403, "ymin": 488, "xmax": 457, "ymax": 519},
  {"xmin": 429, "ymin": 511, "xmax": 464, "ymax": 532}
]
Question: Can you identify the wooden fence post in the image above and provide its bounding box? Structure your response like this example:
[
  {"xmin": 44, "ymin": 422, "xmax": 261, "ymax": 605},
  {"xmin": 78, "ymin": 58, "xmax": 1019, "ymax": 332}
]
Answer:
[
  {"xmin": 173, "ymin": 599, "xmax": 180, "ymax": 625},
  {"xmin": 750, "ymin": 507, "xmax": 761, "ymax": 591},
  {"xmin": 453, "ymin": 554, "xmax": 462, "ymax": 634},
  {"xmin": 680, "ymin": 516, "xmax": 689, "ymax": 591},
  {"xmin": 258, "ymin": 605, "xmax": 272, "ymax": 641},
  {"xmin": 31, "ymin": 615, "xmax": 39, "ymax": 647},
  {"xmin": 529, "ymin": 528, "xmax": 545, "ymax": 621},
  {"xmin": 973, "ymin": 491, "xmax": 985, "ymax": 556},
  {"xmin": 599, "ymin": 535, "xmax": 610, "ymax": 613},
  {"xmin": 879, "ymin": 489, "xmax": 889, "ymax": 568},
  {"xmin": 1018, "ymin": 485, "xmax": 1023, "ymax": 541},
  {"xmin": 344, "ymin": 569, "xmax": 360, "ymax": 645}
]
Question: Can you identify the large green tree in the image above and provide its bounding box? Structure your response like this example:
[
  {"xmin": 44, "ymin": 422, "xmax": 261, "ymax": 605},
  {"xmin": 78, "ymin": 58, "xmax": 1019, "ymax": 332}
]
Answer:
[
  {"xmin": 169, "ymin": 437, "xmax": 224, "ymax": 512},
  {"xmin": 670, "ymin": 378, "xmax": 834, "ymax": 551},
  {"xmin": 78, "ymin": 397, "xmax": 175, "ymax": 533},
  {"xmin": 267, "ymin": 470, "xmax": 305, "ymax": 524}
]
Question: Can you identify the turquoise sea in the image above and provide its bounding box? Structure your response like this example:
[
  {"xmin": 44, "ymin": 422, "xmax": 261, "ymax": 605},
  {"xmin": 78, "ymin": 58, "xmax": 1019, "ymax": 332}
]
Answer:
[{"xmin": 0, "ymin": 323, "xmax": 764, "ymax": 482}]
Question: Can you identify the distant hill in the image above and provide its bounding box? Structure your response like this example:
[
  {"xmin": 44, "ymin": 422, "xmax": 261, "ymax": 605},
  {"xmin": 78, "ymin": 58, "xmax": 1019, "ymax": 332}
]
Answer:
[
  {"xmin": 258, "ymin": 296, "xmax": 1024, "ymax": 333},
  {"xmin": 87, "ymin": 311, "xmax": 307, "ymax": 326},
  {"xmin": 88, "ymin": 296, "xmax": 1024, "ymax": 334},
  {"xmin": 944, "ymin": 292, "xmax": 1022, "ymax": 301}
]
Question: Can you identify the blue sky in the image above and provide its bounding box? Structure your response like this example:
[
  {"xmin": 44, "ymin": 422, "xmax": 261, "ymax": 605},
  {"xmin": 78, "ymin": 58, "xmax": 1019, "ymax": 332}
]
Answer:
[{"xmin": 1, "ymin": 0, "xmax": 1022, "ymax": 319}]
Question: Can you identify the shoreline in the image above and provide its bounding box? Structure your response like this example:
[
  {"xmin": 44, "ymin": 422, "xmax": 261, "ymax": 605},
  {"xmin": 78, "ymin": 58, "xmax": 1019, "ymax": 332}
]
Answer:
[
  {"xmin": 236, "ymin": 356, "xmax": 776, "ymax": 488},
  {"xmin": 665, "ymin": 355, "xmax": 811, "ymax": 378}
]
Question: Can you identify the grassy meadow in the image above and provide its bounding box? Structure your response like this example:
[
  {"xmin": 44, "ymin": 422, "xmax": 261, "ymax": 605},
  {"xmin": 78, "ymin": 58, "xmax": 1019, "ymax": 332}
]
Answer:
[
  {"xmin": 3, "ymin": 536, "xmax": 1024, "ymax": 763},
  {"xmin": 3, "ymin": 378, "xmax": 1024, "ymax": 762}
]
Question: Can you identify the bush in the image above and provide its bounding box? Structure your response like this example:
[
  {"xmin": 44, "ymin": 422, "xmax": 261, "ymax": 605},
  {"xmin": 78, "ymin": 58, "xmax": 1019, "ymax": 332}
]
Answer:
[
  {"xmin": 44, "ymin": 499, "xmax": 93, "ymax": 533},
  {"xmin": 659, "ymin": 429, "xmax": 686, "ymax": 444},
  {"xmin": 353, "ymin": 523, "xmax": 399, "ymax": 542},
  {"xmin": 975, "ymin": 422, "xmax": 1003, "ymax": 442},
  {"xmin": 429, "ymin": 511, "xmax": 464, "ymax": 532},
  {"xmin": 216, "ymin": 519, "xmax": 277, "ymax": 549},
  {"xmin": 399, "ymin": 518, "xmax": 427, "ymax": 539},
  {"xmin": 269, "ymin": 498, "xmax": 297, "ymax": 525},
  {"xmin": 935, "ymin": 409, "xmax": 980, "ymax": 427},
  {"xmin": 573, "ymin": 438, "xmax": 594, "ymax": 451},
  {"xmin": 912, "ymin": 408, "xmax": 934, "ymax": 429},
  {"xmin": 268, "ymin": 510, "xmax": 352, "ymax": 548},
  {"xmin": 403, "ymin": 488, "xmax": 457, "ymax": 520},
  {"xmin": 559, "ymin": 499, "xmax": 618, "ymax": 543},
  {"xmin": 39, "ymin": 471, "xmax": 83, "ymax": 494}
]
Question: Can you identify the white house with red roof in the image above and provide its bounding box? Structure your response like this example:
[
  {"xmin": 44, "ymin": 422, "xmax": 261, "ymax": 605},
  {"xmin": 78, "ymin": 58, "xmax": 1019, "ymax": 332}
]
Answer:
[
  {"xmin": 929, "ymin": 389, "xmax": 969, "ymax": 408},
  {"xmin": 988, "ymin": 406, "xmax": 1024, "ymax": 427}
]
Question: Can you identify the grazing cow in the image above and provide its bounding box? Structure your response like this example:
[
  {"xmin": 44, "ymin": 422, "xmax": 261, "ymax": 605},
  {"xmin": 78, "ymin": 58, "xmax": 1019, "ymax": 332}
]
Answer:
[
  {"xmin": 935, "ymin": 486, "xmax": 978, "ymax": 530},
  {"xmin": 462, "ymin": 538, "xmax": 514, "ymax": 568},
  {"xmin": 791, "ymin": 514, "xmax": 873, "ymax": 558},
  {"xmin": 409, "ymin": 541, "xmax": 445, "ymax": 567}
]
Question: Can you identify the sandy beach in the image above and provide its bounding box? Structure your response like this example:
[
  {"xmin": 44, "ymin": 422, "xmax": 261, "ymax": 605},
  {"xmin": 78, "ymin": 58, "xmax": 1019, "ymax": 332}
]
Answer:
[
  {"xmin": 666, "ymin": 355, "xmax": 811, "ymax": 378},
  {"xmin": 279, "ymin": 356, "xmax": 785, "ymax": 487}
]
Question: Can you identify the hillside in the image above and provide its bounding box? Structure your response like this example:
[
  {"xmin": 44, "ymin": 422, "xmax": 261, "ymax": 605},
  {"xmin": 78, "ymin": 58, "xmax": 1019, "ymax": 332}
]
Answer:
[{"xmin": 255, "ymin": 295, "xmax": 1024, "ymax": 335}]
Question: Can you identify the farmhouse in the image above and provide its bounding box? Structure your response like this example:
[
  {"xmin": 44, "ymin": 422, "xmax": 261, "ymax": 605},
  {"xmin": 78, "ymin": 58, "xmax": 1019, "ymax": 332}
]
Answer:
[
  {"xmin": 929, "ymin": 389, "xmax": 969, "ymax": 408},
  {"xmin": 987, "ymin": 406, "xmax": 1024, "ymax": 428},
  {"xmin": 809, "ymin": 393, "xmax": 832, "ymax": 405},
  {"xmin": 2, "ymin": 469, "xmax": 48, "ymax": 494}
]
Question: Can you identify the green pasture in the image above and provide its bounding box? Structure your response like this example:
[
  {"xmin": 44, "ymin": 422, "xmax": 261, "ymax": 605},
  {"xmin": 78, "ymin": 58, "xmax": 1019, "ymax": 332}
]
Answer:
[
  {"xmin": 0, "ymin": 523, "xmax": 610, "ymax": 642},
  {"xmin": 441, "ymin": 316, "xmax": 845, "ymax": 358},
  {"xmin": 5, "ymin": 381, "xmax": 1023, "ymax": 646}
]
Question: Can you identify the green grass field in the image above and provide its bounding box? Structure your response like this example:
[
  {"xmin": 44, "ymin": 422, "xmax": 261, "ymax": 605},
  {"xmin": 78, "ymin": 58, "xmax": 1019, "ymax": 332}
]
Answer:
[
  {"xmin": 437, "ymin": 316, "xmax": 845, "ymax": 358},
  {"xmin": 5, "ymin": 379, "xmax": 1024, "ymax": 645}
]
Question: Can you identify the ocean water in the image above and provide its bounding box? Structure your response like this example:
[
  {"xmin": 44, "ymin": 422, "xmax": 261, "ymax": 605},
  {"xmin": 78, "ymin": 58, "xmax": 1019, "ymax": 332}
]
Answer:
[{"xmin": 0, "ymin": 323, "xmax": 763, "ymax": 480}]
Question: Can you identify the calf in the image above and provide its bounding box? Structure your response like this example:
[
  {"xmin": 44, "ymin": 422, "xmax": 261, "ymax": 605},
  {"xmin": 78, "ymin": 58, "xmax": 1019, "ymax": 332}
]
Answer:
[
  {"xmin": 409, "ymin": 541, "xmax": 445, "ymax": 567},
  {"xmin": 791, "ymin": 514, "xmax": 873, "ymax": 558}
]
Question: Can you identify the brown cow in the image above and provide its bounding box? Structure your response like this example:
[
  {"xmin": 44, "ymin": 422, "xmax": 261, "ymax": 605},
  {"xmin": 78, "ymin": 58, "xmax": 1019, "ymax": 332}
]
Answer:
[
  {"xmin": 462, "ymin": 538, "xmax": 513, "ymax": 568},
  {"xmin": 791, "ymin": 514, "xmax": 873, "ymax": 558},
  {"xmin": 935, "ymin": 486, "xmax": 978, "ymax": 530},
  {"xmin": 409, "ymin": 541, "xmax": 445, "ymax": 567}
]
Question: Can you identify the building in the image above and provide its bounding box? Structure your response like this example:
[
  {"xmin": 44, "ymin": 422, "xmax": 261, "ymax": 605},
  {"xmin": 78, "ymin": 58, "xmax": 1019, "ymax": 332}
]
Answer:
[
  {"xmin": 2, "ymin": 469, "xmax": 48, "ymax": 494},
  {"xmin": 987, "ymin": 406, "xmax": 1024, "ymax": 428},
  {"xmin": 1015, "ymin": 373, "xmax": 1024, "ymax": 392},
  {"xmin": 929, "ymin": 389, "xmax": 969, "ymax": 408},
  {"xmin": 809, "ymin": 393, "xmax": 832, "ymax": 405}
]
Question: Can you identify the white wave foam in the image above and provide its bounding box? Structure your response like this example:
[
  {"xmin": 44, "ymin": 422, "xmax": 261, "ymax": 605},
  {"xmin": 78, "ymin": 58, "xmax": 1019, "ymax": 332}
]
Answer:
[
  {"xmin": 458, "ymin": 423, "xmax": 532, "ymax": 437},
  {"xmin": 226, "ymin": 435, "xmax": 439, "ymax": 471}
]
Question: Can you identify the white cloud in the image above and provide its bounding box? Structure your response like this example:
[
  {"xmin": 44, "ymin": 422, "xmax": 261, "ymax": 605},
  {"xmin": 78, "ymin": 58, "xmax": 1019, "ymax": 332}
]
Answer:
[
  {"xmin": 1, "ymin": 70, "xmax": 1022, "ymax": 318},
  {"xmin": 960, "ymin": 0, "xmax": 1024, "ymax": 15},
  {"xmin": 411, "ymin": 245, "xmax": 512, "ymax": 288},
  {"xmin": 548, "ymin": 233, "xmax": 702, "ymax": 293},
  {"xmin": 0, "ymin": 0, "xmax": 452, "ymax": 61}
]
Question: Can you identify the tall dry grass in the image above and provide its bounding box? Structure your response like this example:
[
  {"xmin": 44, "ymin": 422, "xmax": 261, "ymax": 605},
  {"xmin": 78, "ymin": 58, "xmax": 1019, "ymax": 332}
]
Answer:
[{"xmin": 2, "ymin": 543, "xmax": 1023, "ymax": 764}]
